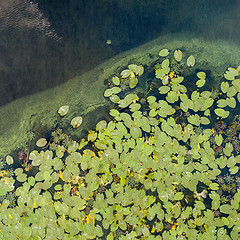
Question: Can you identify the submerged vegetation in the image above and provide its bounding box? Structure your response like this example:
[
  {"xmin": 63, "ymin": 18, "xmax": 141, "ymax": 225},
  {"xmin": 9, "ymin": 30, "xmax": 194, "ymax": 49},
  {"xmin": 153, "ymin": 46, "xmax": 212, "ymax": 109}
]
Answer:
[{"xmin": 1, "ymin": 48, "xmax": 240, "ymax": 239}]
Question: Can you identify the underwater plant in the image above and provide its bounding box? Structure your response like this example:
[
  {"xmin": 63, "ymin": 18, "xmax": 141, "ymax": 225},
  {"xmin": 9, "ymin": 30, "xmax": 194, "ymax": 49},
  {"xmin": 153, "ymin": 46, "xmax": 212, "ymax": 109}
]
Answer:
[{"xmin": 1, "ymin": 48, "xmax": 240, "ymax": 239}]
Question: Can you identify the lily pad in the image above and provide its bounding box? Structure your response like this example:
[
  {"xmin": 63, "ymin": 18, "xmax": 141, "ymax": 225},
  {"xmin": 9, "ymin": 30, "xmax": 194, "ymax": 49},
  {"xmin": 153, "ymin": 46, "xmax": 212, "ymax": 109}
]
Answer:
[
  {"xmin": 112, "ymin": 76, "xmax": 120, "ymax": 85},
  {"xmin": 121, "ymin": 69, "xmax": 132, "ymax": 78},
  {"xmin": 214, "ymin": 108, "xmax": 230, "ymax": 118},
  {"xmin": 174, "ymin": 50, "xmax": 182, "ymax": 62},
  {"xmin": 196, "ymin": 79, "xmax": 206, "ymax": 88},
  {"xmin": 197, "ymin": 72, "xmax": 206, "ymax": 80},
  {"xmin": 187, "ymin": 55, "xmax": 195, "ymax": 67},
  {"xmin": 221, "ymin": 82, "xmax": 229, "ymax": 93},
  {"xmin": 58, "ymin": 105, "xmax": 69, "ymax": 116},
  {"xmin": 6, "ymin": 155, "xmax": 13, "ymax": 165},
  {"xmin": 71, "ymin": 116, "xmax": 83, "ymax": 128},
  {"xmin": 159, "ymin": 49, "xmax": 169, "ymax": 57},
  {"xmin": 36, "ymin": 138, "xmax": 47, "ymax": 147}
]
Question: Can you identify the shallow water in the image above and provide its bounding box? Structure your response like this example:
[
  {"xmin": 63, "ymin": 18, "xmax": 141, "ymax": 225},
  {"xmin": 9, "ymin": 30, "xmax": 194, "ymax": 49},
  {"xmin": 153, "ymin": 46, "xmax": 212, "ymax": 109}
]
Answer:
[{"xmin": 0, "ymin": 0, "xmax": 239, "ymax": 106}]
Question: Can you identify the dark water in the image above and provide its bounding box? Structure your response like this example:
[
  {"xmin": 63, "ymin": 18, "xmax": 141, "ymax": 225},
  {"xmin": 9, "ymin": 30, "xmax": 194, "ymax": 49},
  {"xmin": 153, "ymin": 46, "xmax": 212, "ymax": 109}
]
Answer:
[{"xmin": 0, "ymin": 0, "xmax": 239, "ymax": 106}]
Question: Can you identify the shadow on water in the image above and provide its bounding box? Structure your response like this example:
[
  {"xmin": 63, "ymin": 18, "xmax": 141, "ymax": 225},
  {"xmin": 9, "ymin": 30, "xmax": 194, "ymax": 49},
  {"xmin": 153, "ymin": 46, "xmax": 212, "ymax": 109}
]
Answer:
[{"xmin": 0, "ymin": 0, "xmax": 239, "ymax": 106}]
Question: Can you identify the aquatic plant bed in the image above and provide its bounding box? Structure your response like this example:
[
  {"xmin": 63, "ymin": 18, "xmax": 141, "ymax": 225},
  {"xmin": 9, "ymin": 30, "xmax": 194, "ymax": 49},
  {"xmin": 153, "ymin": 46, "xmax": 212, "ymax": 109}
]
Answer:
[{"xmin": 1, "ymin": 48, "xmax": 240, "ymax": 239}]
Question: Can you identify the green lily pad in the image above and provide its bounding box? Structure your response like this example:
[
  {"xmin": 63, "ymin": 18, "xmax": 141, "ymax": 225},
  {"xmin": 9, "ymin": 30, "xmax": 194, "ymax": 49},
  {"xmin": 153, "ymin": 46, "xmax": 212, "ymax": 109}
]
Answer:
[
  {"xmin": 128, "ymin": 64, "xmax": 144, "ymax": 75},
  {"xmin": 71, "ymin": 116, "xmax": 83, "ymax": 128},
  {"xmin": 121, "ymin": 69, "xmax": 132, "ymax": 78},
  {"xmin": 224, "ymin": 67, "xmax": 239, "ymax": 80},
  {"xmin": 197, "ymin": 71, "xmax": 206, "ymax": 80},
  {"xmin": 227, "ymin": 86, "xmax": 237, "ymax": 98},
  {"xmin": 221, "ymin": 82, "xmax": 229, "ymax": 93},
  {"xmin": 174, "ymin": 50, "xmax": 182, "ymax": 62},
  {"xmin": 227, "ymin": 97, "xmax": 236, "ymax": 108},
  {"xmin": 214, "ymin": 108, "xmax": 230, "ymax": 118},
  {"xmin": 229, "ymin": 166, "xmax": 239, "ymax": 175},
  {"xmin": 187, "ymin": 55, "xmax": 195, "ymax": 67},
  {"xmin": 215, "ymin": 134, "xmax": 223, "ymax": 146},
  {"xmin": 130, "ymin": 103, "xmax": 141, "ymax": 112},
  {"xmin": 196, "ymin": 79, "xmax": 206, "ymax": 88},
  {"xmin": 159, "ymin": 49, "xmax": 169, "ymax": 57},
  {"xmin": 159, "ymin": 86, "xmax": 171, "ymax": 94},
  {"xmin": 129, "ymin": 76, "xmax": 138, "ymax": 88},
  {"xmin": 209, "ymin": 183, "xmax": 219, "ymax": 190},
  {"xmin": 162, "ymin": 59, "xmax": 170, "ymax": 68},
  {"xmin": 6, "ymin": 155, "xmax": 13, "ymax": 165},
  {"xmin": 174, "ymin": 192, "xmax": 184, "ymax": 200},
  {"xmin": 17, "ymin": 173, "xmax": 27, "ymax": 182},
  {"xmin": 58, "ymin": 105, "xmax": 69, "ymax": 116},
  {"xmin": 112, "ymin": 76, "xmax": 120, "ymax": 85}
]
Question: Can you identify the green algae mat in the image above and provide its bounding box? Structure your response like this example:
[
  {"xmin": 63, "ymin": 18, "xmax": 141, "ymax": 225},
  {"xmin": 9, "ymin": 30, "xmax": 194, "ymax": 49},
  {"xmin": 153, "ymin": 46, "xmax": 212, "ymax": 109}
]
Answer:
[{"xmin": 0, "ymin": 34, "xmax": 240, "ymax": 239}]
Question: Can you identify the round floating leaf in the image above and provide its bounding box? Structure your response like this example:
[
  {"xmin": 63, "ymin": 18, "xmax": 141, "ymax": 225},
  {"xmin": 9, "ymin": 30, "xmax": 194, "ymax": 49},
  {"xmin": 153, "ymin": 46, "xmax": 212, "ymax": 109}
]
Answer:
[
  {"xmin": 214, "ymin": 108, "xmax": 229, "ymax": 118},
  {"xmin": 58, "ymin": 105, "xmax": 69, "ymax": 116},
  {"xmin": 162, "ymin": 59, "xmax": 170, "ymax": 68},
  {"xmin": 121, "ymin": 69, "xmax": 132, "ymax": 78},
  {"xmin": 201, "ymin": 91, "xmax": 211, "ymax": 98},
  {"xmin": 158, "ymin": 191, "xmax": 168, "ymax": 202},
  {"xmin": 109, "ymin": 109, "xmax": 120, "ymax": 117},
  {"xmin": 159, "ymin": 49, "xmax": 169, "ymax": 57},
  {"xmin": 43, "ymin": 171, "xmax": 51, "ymax": 182},
  {"xmin": 89, "ymin": 181, "xmax": 99, "ymax": 192},
  {"xmin": 227, "ymin": 97, "xmax": 236, "ymax": 108},
  {"xmin": 159, "ymin": 86, "xmax": 170, "ymax": 94},
  {"xmin": 196, "ymin": 79, "xmax": 206, "ymax": 88},
  {"xmin": 6, "ymin": 155, "xmax": 13, "ymax": 165},
  {"xmin": 217, "ymin": 99, "xmax": 228, "ymax": 108},
  {"xmin": 36, "ymin": 138, "xmax": 47, "ymax": 147},
  {"xmin": 174, "ymin": 50, "xmax": 182, "ymax": 62},
  {"xmin": 130, "ymin": 125, "xmax": 142, "ymax": 139},
  {"xmin": 17, "ymin": 173, "xmax": 27, "ymax": 182},
  {"xmin": 129, "ymin": 76, "xmax": 138, "ymax": 88},
  {"xmin": 215, "ymin": 134, "xmax": 223, "ymax": 146},
  {"xmin": 227, "ymin": 86, "xmax": 237, "ymax": 97},
  {"xmin": 23, "ymin": 226, "xmax": 32, "ymax": 239},
  {"xmin": 147, "ymin": 96, "xmax": 157, "ymax": 105},
  {"xmin": 56, "ymin": 145, "xmax": 65, "ymax": 158},
  {"xmin": 28, "ymin": 176, "xmax": 35, "ymax": 186},
  {"xmin": 220, "ymin": 204, "xmax": 234, "ymax": 214},
  {"xmin": 128, "ymin": 64, "xmax": 144, "ymax": 75},
  {"xmin": 104, "ymin": 89, "xmax": 112, "ymax": 97},
  {"xmin": 209, "ymin": 183, "xmax": 219, "ymax": 190},
  {"xmin": 128, "ymin": 64, "xmax": 138, "ymax": 72},
  {"xmin": 223, "ymin": 142, "xmax": 233, "ymax": 156},
  {"xmin": 118, "ymin": 93, "xmax": 138, "ymax": 108},
  {"xmin": 197, "ymin": 72, "xmax": 206, "ymax": 80},
  {"xmin": 187, "ymin": 55, "xmax": 195, "ymax": 67},
  {"xmin": 229, "ymin": 166, "xmax": 239, "ymax": 175},
  {"xmin": 130, "ymin": 103, "xmax": 141, "ymax": 112},
  {"xmin": 162, "ymin": 75, "xmax": 169, "ymax": 85},
  {"xmin": 174, "ymin": 192, "xmax": 184, "ymax": 200},
  {"xmin": 221, "ymin": 82, "xmax": 229, "ymax": 93},
  {"xmin": 14, "ymin": 168, "xmax": 23, "ymax": 175},
  {"xmin": 112, "ymin": 76, "xmax": 120, "ymax": 85},
  {"xmin": 96, "ymin": 120, "xmax": 107, "ymax": 131},
  {"xmin": 188, "ymin": 114, "xmax": 200, "ymax": 126},
  {"xmin": 104, "ymin": 87, "xmax": 121, "ymax": 97},
  {"xmin": 111, "ymin": 87, "xmax": 122, "ymax": 95},
  {"xmin": 71, "ymin": 116, "xmax": 83, "ymax": 128},
  {"xmin": 110, "ymin": 94, "xmax": 120, "ymax": 103},
  {"xmin": 200, "ymin": 116, "xmax": 210, "ymax": 125},
  {"xmin": 224, "ymin": 68, "xmax": 239, "ymax": 81}
]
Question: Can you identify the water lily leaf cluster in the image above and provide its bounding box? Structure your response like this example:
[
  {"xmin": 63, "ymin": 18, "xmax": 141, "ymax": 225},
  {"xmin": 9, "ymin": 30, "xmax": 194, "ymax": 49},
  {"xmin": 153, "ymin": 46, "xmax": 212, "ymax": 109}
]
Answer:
[{"xmin": 1, "ymin": 48, "xmax": 240, "ymax": 239}]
